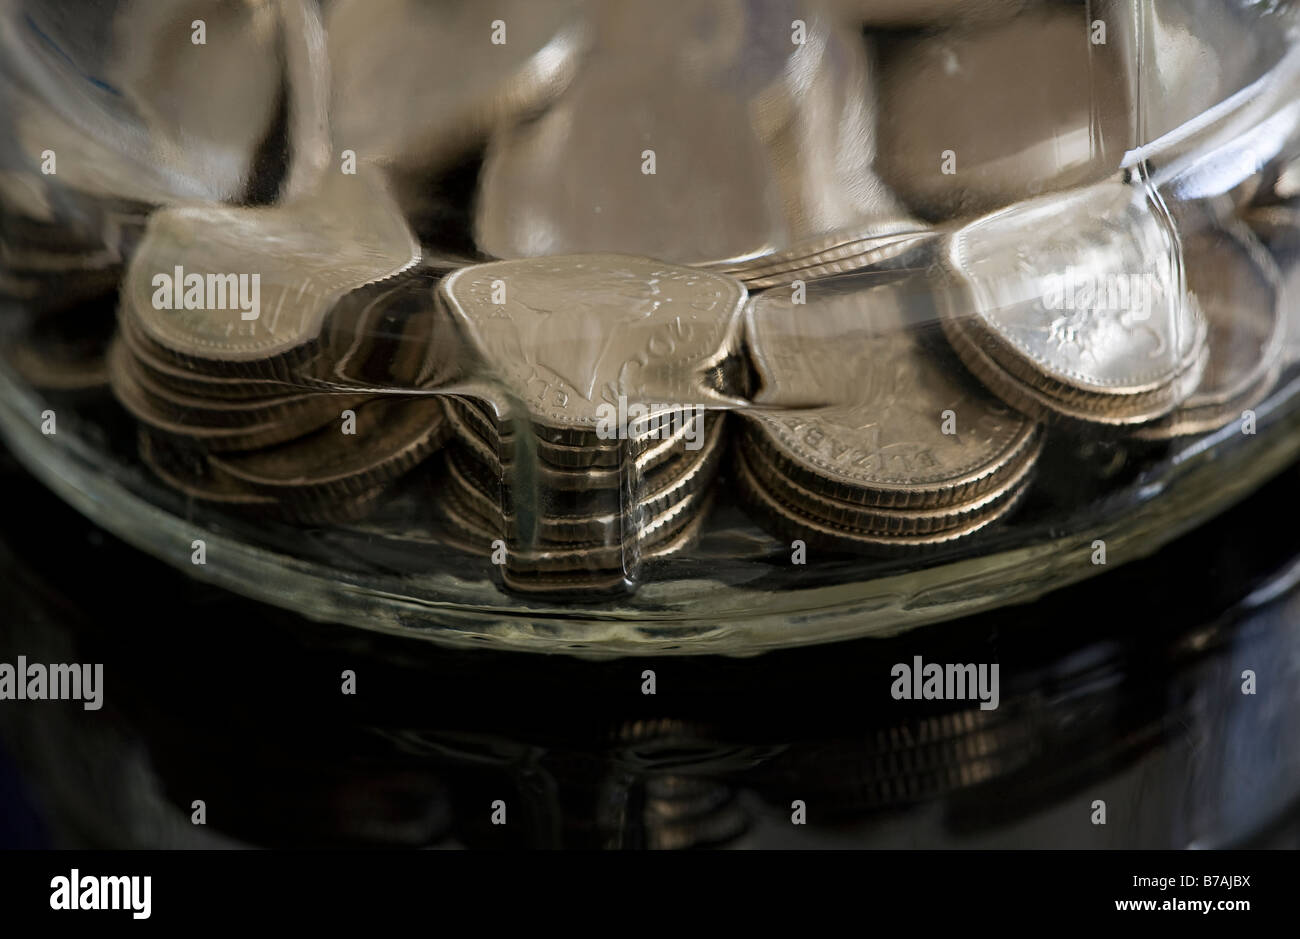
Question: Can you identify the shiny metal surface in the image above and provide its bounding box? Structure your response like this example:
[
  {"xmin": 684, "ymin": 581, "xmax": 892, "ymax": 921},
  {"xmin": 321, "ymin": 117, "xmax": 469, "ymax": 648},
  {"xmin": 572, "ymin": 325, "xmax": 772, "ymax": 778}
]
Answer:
[
  {"xmin": 941, "ymin": 181, "xmax": 1210, "ymax": 424},
  {"xmin": 475, "ymin": 0, "xmax": 903, "ymax": 265},
  {"xmin": 744, "ymin": 272, "xmax": 1039, "ymax": 504},
  {"xmin": 327, "ymin": 0, "xmax": 585, "ymax": 176},
  {"xmin": 1134, "ymin": 221, "xmax": 1284, "ymax": 439},
  {"xmin": 439, "ymin": 254, "xmax": 748, "ymax": 428},
  {"xmin": 878, "ymin": 5, "xmax": 1129, "ymax": 219},
  {"xmin": 125, "ymin": 172, "xmax": 419, "ymax": 371}
]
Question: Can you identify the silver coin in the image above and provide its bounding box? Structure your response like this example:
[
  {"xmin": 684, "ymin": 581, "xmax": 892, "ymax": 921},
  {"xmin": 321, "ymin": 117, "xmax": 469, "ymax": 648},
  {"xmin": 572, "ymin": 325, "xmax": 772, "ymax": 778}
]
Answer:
[
  {"xmin": 444, "ymin": 411, "xmax": 725, "ymax": 520},
  {"xmin": 744, "ymin": 270, "xmax": 1040, "ymax": 508},
  {"xmin": 116, "ymin": 335, "xmax": 362, "ymax": 431},
  {"xmin": 140, "ymin": 430, "xmax": 388, "ymax": 524},
  {"xmin": 475, "ymin": 0, "xmax": 904, "ymax": 266},
  {"xmin": 734, "ymin": 445, "xmax": 1031, "ymax": 556},
  {"xmin": 441, "ymin": 390, "xmax": 717, "ymax": 476},
  {"xmin": 941, "ymin": 307, "xmax": 1210, "ymax": 426},
  {"xmin": 209, "ymin": 397, "xmax": 449, "ymax": 503},
  {"xmin": 742, "ymin": 425, "xmax": 1039, "ymax": 536},
  {"xmin": 437, "ymin": 480, "xmax": 712, "ymax": 592},
  {"xmin": 117, "ymin": 311, "xmax": 310, "ymax": 401},
  {"xmin": 327, "ymin": 0, "xmax": 585, "ymax": 177},
  {"xmin": 438, "ymin": 254, "xmax": 748, "ymax": 433},
  {"xmin": 108, "ymin": 340, "xmax": 368, "ymax": 452},
  {"xmin": 125, "ymin": 170, "xmax": 420, "ymax": 377},
  {"xmin": 877, "ymin": 5, "xmax": 1130, "ymax": 220},
  {"xmin": 941, "ymin": 181, "xmax": 1206, "ymax": 415},
  {"xmin": 443, "ymin": 427, "xmax": 722, "ymax": 546},
  {"xmin": 1132, "ymin": 222, "xmax": 1284, "ymax": 439}
]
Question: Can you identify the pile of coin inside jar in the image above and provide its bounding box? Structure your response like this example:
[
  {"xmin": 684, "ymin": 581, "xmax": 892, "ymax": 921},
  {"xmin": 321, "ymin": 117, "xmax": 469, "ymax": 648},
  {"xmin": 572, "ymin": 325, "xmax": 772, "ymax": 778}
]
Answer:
[{"xmin": 3, "ymin": 0, "xmax": 1300, "ymax": 594}]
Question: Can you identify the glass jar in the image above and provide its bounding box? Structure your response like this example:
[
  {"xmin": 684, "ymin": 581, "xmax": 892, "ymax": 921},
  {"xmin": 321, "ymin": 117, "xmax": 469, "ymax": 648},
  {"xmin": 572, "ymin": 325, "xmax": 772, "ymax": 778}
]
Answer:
[{"xmin": 2, "ymin": 0, "xmax": 1299, "ymax": 656}]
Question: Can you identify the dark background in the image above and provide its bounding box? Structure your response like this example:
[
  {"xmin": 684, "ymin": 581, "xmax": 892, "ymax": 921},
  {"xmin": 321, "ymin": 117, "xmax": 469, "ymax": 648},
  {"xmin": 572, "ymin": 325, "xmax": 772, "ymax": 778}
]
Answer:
[{"xmin": 2, "ymin": 444, "xmax": 1299, "ymax": 849}]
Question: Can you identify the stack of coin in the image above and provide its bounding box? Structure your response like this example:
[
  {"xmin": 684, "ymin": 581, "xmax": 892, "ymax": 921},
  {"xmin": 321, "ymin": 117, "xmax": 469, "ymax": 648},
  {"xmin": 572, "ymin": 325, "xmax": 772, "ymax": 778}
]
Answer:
[
  {"xmin": 438, "ymin": 404, "xmax": 725, "ymax": 590},
  {"xmin": 939, "ymin": 181, "xmax": 1208, "ymax": 425},
  {"xmin": 205, "ymin": 396, "xmax": 449, "ymax": 506},
  {"xmin": 433, "ymin": 254, "xmax": 747, "ymax": 593},
  {"xmin": 108, "ymin": 339, "xmax": 371, "ymax": 454},
  {"xmin": 0, "ymin": 91, "xmax": 146, "ymax": 315},
  {"xmin": 0, "ymin": 152, "xmax": 141, "ymax": 391},
  {"xmin": 475, "ymin": 0, "xmax": 907, "ymax": 267},
  {"xmin": 116, "ymin": 170, "xmax": 419, "ymax": 382},
  {"xmin": 108, "ymin": 171, "xmax": 452, "ymax": 519},
  {"xmin": 135, "ymin": 396, "xmax": 447, "ymax": 526},
  {"xmin": 737, "ymin": 271, "xmax": 1042, "ymax": 554},
  {"xmin": 1132, "ymin": 222, "xmax": 1284, "ymax": 440},
  {"xmin": 0, "ymin": 201, "xmax": 128, "ymax": 315}
]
